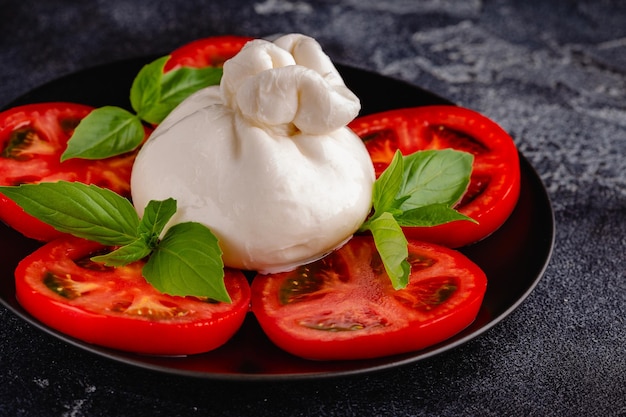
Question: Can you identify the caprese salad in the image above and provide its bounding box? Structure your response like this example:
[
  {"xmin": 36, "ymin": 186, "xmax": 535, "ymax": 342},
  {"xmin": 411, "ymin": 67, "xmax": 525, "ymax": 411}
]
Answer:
[{"xmin": 0, "ymin": 34, "xmax": 519, "ymax": 360}]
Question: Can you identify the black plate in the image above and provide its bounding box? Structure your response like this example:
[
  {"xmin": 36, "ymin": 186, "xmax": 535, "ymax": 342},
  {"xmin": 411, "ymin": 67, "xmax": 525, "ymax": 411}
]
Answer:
[{"xmin": 0, "ymin": 58, "xmax": 554, "ymax": 381}]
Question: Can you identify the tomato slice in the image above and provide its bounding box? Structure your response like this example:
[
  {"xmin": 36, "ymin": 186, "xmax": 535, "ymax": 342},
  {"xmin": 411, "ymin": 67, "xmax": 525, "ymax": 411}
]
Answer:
[
  {"xmin": 250, "ymin": 236, "xmax": 487, "ymax": 361},
  {"xmin": 0, "ymin": 103, "xmax": 151, "ymax": 241},
  {"xmin": 164, "ymin": 35, "xmax": 253, "ymax": 72},
  {"xmin": 15, "ymin": 236, "xmax": 251, "ymax": 355},
  {"xmin": 349, "ymin": 105, "xmax": 521, "ymax": 248}
]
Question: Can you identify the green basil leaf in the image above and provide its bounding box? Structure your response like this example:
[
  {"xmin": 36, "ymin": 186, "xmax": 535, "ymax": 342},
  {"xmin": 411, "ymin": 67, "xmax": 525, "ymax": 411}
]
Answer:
[
  {"xmin": 142, "ymin": 222, "xmax": 228, "ymax": 301},
  {"xmin": 61, "ymin": 106, "xmax": 145, "ymax": 161},
  {"xmin": 90, "ymin": 238, "xmax": 152, "ymax": 267},
  {"xmin": 141, "ymin": 67, "xmax": 222, "ymax": 124},
  {"xmin": 92, "ymin": 198, "xmax": 177, "ymax": 267},
  {"xmin": 397, "ymin": 149, "xmax": 473, "ymax": 211},
  {"xmin": 395, "ymin": 203, "xmax": 476, "ymax": 227},
  {"xmin": 129, "ymin": 55, "xmax": 223, "ymax": 125},
  {"xmin": 0, "ymin": 181, "xmax": 139, "ymax": 245},
  {"xmin": 138, "ymin": 198, "xmax": 177, "ymax": 247},
  {"xmin": 162, "ymin": 66, "xmax": 222, "ymax": 101},
  {"xmin": 130, "ymin": 55, "xmax": 168, "ymax": 117},
  {"xmin": 364, "ymin": 212, "xmax": 410, "ymax": 290},
  {"xmin": 137, "ymin": 66, "xmax": 223, "ymax": 124},
  {"xmin": 372, "ymin": 150, "xmax": 404, "ymax": 214}
]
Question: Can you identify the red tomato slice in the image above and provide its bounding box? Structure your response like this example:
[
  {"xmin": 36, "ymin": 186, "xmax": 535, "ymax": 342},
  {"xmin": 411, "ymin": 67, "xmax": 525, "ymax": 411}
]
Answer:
[
  {"xmin": 349, "ymin": 105, "xmax": 521, "ymax": 248},
  {"xmin": 0, "ymin": 102, "xmax": 151, "ymax": 241},
  {"xmin": 164, "ymin": 35, "xmax": 253, "ymax": 72},
  {"xmin": 15, "ymin": 236, "xmax": 251, "ymax": 355},
  {"xmin": 250, "ymin": 236, "xmax": 487, "ymax": 361}
]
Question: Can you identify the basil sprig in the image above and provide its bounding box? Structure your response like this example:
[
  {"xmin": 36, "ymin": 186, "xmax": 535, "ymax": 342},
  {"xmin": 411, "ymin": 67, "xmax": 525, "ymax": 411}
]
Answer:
[
  {"xmin": 0, "ymin": 149, "xmax": 473, "ymax": 298},
  {"xmin": 359, "ymin": 149, "xmax": 475, "ymax": 289},
  {"xmin": 61, "ymin": 55, "xmax": 222, "ymax": 161},
  {"xmin": 0, "ymin": 182, "xmax": 229, "ymax": 302}
]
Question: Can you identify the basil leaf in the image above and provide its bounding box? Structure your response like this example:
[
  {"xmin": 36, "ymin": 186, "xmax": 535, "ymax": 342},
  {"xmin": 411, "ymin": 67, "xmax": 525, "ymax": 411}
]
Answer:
[
  {"xmin": 138, "ymin": 66, "xmax": 222, "ymax": 125},
  {"xmin": 62, "ymin": 55, "xmax": 224, "ymax": 162},
  {"xmin": 395, "ymin": 204, "xmax": 475, "ymax": 227},
  {"xmin": 142, "ymin": 222, "xmax": 228, "ymax": 301},
  {"xmin": 397, "ymin": 149, "xmax": 473, "ymax": 211},
  {"xmin": 130, "ymin": 55, "xmax": 169, "ymax": 117},
  {"xmin": 372, "ymin": 150, "xmax": 404, "ymax": 214},
  {"xmin": 90, "ymin": 238, "xmax": 152, "ymax": 267},
  {"xmin": 138, "ymin": 198, "xmax": 177, "ymax": 247},
  {"xmin": 131, "ymin": 56, "xmax": 223, "ymax": 125},
  {"xmin": 61, "ymin": 106, "xmax": 145, "ymax": 161},
  {"xmin": 0, "ymin": 181, "xmax": 139, "ymax": 245},
  {"xmin": 162, "ymin": 66, "xmax": 222, "ymax": 102},
  {"xmin": 363, "ymin": 212, "xmax": 410, "ymax": 290}
]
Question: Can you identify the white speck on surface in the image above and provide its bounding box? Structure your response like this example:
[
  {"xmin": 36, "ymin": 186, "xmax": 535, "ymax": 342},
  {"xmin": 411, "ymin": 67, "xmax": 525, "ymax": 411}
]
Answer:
[
  {"xmin": 342, "ymin": 0, "xmax": 481, "ymax": 16},
  {"xmin": 58, "ymin": 384, "xmax": 97, "ymax": 417},
  {"xmin": 33, "ymin": 377, "xmax": 49, "ymax": 388},
  {"xmin": 254, "ymin": 0, "xmax": 312, "ymax": 15},
  {"xmin": 597, "ymin": 36, "xmax": 626, "ymax": 50},
  {"xmin": 62, "ymin": 399, "xmax": 86, "ymax": 417}
]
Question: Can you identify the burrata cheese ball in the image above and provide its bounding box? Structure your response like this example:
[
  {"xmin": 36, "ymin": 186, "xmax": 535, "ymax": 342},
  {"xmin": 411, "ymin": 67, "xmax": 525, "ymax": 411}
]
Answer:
[{"xmin": 131, "ymin": 34, "xmax": 375, "ymax": 273}]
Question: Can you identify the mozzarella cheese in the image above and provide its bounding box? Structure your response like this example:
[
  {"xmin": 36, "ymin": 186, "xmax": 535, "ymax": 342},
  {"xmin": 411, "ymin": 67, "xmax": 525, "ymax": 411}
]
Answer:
[{"xmin": 131, "ymin": 34, "xmax": 375, "ymax": 273}]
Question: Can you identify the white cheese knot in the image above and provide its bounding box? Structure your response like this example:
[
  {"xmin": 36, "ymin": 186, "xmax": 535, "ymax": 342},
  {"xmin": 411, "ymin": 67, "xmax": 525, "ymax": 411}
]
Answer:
[{"xmin": 221, "ymin": 35, "xmax": 360, "ymax": 135}]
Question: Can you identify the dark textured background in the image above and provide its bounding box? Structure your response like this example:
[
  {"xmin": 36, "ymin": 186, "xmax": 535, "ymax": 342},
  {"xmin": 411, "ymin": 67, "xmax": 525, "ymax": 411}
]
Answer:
[{"xmin": 1, "ymin": 1, "xmax": 625, "ymax": 416}]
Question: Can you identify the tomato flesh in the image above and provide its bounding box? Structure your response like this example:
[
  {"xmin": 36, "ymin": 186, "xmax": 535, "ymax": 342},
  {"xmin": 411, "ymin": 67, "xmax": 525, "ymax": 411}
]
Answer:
[
  {"xmin": 251, "ymin": 236, "xmax": 487, "ymax": 361},
  {"xmin": 15, "ymin": 237, "xmax": 251, "ymax": 355},
  {"xmin": 349, "ymin": 105, "xmax": 521, "ymax": 248},
  {"xmin": 0, "ymin": 103, "xmax": 150, "ymax": 241},
  {"xmin": 164, "ymin": 35, "xmax": 253, "ymax": 72}
]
